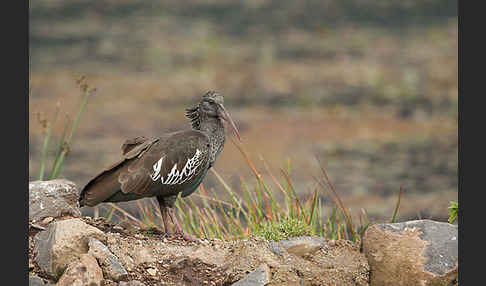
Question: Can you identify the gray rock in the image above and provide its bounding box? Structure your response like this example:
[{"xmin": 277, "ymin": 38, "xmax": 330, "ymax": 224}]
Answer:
[
  {"xmin": 279, "ymin": 236, "xmax": 327, "ymax": 257},
  {"xmin": 363, "ymin": 219, "xmax": 458, "ymax": 286},
  {"xmin": 29, "ymin": 275, "xmax": 53, "ymax": 286},
  {"xmin": 29, "ymin": 179, "xmax": 81, "ymax": 222},
  {"xmin": 232, "ymin": 264, "xmax": 271, "ymax": 286},
  {"xmin": 268, "ymin": 241, "xmax": 284, "ymax": 256},
  {"xmin": 33, "ymin": 218, "xmax": 106, "ymax": 279},
  {"xmin": 119, "ymin": 281, "xmax": 147, "ymax": 286},
  {"xmin": 56, "ymin": 253, "xmax": 104, "ymax": 286},
  {"xmin": 88, "ymin": 237, "xmax": 128, "ymax": 281}
]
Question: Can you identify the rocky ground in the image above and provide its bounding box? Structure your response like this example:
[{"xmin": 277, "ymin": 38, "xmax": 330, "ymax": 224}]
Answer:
[
  {"xmin": 29, "ymin": 216, "xmax": 369, "ymax": 286},
  {"xmin": 28, "ymin": 180, "xmax": 458, "ymax": 286}
]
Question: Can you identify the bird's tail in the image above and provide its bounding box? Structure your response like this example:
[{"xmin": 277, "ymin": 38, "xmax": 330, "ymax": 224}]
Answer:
[{"xmin": 79, "ymin": 163, "xmax": 125, "ymax": 207}]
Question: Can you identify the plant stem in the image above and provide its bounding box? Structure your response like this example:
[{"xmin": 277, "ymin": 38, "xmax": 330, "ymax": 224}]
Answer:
[{"xmin": 50, "ymin": 87, "xmax": 93, "ymax": 179}]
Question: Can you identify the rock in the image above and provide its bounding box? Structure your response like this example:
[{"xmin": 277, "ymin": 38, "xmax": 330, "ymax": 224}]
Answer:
[
  {"xmin": 29, "ymin": 179, "xmax": 81, "ymax": 222},
  {"xmin": 56, "ymin": 253, "xmax": 103, "ymax": 286},
  {"xmin": 28, "ymin": 275, "xmax": 53, "ymax": 286},
  {"xmin": 363, "ymin": 219, "xmax": 458, "ymax": 286},
  {"xmin": 278, "ymin": 236, "xmax": 327, "ymax": 257},
  {"xmin": 88, "ymin": 238, "xmax": 128, "ymax": 281},
  {"xmin": 146, "ymin": 267, "xmax": 157, "ymax": 276},
  {"xmin": 231, "ymin": 264, "xmax": 271, "ymax": 286},
  {"xmin": 119, "ymin": 281, "xmax": 147, "ymax": 286},
  {"xmin": 268, "ymin": 241, "xmax": 284, "ymax": 256},
  {"xmin": 33, "ymin": 218, "xmax": 106, "ymax": 279},
  {"xmin": 41, "ymin": 217, "xmax": 54, "ymax": 225},
  {"xmin": 132, "ymin": 245, "xmax": 156, "ymax": 265}
]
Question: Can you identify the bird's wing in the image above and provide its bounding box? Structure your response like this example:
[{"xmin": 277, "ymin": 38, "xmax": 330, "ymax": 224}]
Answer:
[
  {"xmin": 80, "ymin": 131, "xmax": 210, "ymax": 206},
  {"xmin": 121, "ymin": 136, "xmax": 150, "ymax": 155},
  {"xmin": 120, "ymin": 131, "xmax": 210, "ymax": 195},
  {"xmin": 79, "ymin": 137, "xmax": 159, "ymax": 206}
]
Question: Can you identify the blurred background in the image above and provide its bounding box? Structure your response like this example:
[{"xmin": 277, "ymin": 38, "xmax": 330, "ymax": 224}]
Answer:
[{"xmin": 29, "ymin": 0, "xmax": 457, "ymax": 223}]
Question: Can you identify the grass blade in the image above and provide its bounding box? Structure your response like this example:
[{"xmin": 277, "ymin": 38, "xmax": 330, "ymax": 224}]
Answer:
[
  {"xmin": 390, "ymin": 186, "xmax": 403, "ymax": 223},
  {"xmin": 38, "ymin": 102, "xmax": 60, "ymax": 180},
  {"xmin": 50, "ymin": 82, "xmax": 95, "ymax": 179}
]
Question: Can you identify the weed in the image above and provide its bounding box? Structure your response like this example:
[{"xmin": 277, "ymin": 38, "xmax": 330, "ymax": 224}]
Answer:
[
  {"xmin": 255, "ymin": 216, "xmax": 312, "ymax": 241},
  {"xmin": 448, "ymin": 201, "xmax": 458, "ymax": 224},
  {"xmin": 34, "ymin": 76, "xmax": 96, "ymax": 180}
]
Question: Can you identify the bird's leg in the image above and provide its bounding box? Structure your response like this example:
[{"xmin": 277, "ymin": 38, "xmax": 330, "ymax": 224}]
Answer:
[
  {"xmin": 160, "ymin": 206, "xmax": 172, "ymax": 234},
  {"xmin": 157, "ymin": 195, "xmax": 197, "ymax": 241},
  {"xmin": 167, "ymin": 207, "xmax": 198, "ymax": 242},
  {"xmin": 157, "ymin": 196, "xmax": 173, "ymax": 234}
]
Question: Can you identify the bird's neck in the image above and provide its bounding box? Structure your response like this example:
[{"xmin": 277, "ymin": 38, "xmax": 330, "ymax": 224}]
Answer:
[{"xmin": 196, "ymin": 116, "xmax": 226, "ymax": 163}]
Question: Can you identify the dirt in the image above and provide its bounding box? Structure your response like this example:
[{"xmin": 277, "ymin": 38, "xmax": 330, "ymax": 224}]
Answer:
[{"xmin": 29, "ymin": 216, "xmax": 370, "ymax": 286}]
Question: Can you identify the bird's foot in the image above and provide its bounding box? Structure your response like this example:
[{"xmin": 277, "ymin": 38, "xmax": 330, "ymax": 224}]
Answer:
[{"xmin": 176, "ymin": 231, "xmax": 199, "ymax": 242}]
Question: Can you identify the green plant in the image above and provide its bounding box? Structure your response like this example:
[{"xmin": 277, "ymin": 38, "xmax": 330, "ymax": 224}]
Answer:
[
  {"xmin": 448, "ymin": 201, "xmax": 458, "ymax": 224},
  {"xmin": 255, "ymin": 216, "xmax": 312, "ymax": 241},
  {"xmin": 390, "ymin": 186, "xmax": 403, "ymax": 223},
  {"xmin": 35, "ymin": 76, "xmax": 96, "ymax": 180}
]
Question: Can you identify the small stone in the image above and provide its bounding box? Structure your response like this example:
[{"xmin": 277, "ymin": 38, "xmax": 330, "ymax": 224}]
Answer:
[
  {"xmin": 231, "ymin": 264, "xmax": 271, "ymax": 286},
  {"xmin": 268, "ymin": 241, "xmax": 284, "ymax": 256},
  {"xmin": 119, "ymin": 281, "xmax": 147, "ymax": 286},
  {"xmin": 29, "ymin": 222, "xmax": 46, "ymax": 231},
  {"xmin": 279, "ymin": 236, "xmax": 327, "ymax": 257},
  {"xmin": 41, "ymin": 217, "xmax": 54, "ymax": 224},
  {"xmin": 146, "ymin": 267, "xmax": 157, "ymax": 276},
  {"xmin": 56, "ymin": 254, "xmax": 103, "ymax": 286},
  {"xmin": 88, "ymin": 238, "xmax": 128, "ymax": 281}
]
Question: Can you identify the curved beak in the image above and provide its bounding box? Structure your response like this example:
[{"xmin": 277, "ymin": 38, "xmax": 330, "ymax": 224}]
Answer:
[{"xmin": 217, "ymin": 104, "xmax": 241, "ymax": 141}]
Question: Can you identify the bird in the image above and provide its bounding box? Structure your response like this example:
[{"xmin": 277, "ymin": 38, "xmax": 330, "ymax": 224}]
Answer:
[{"xmin": 79, "ymin": 91, "xmax": 241, "ymax": 241}]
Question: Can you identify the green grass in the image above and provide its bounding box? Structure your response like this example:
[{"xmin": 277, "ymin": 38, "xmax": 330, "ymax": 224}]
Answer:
[
  {"xmin": 448, "ymin": 201, "xmax": 458, "ymax": 224},
  {"xmin": 256, "ymin": 216, "xmax": 312, "ymax": 241},
  {"xmin": 34, "ymin": 76, "xmax": 96, "ymax": 181}
]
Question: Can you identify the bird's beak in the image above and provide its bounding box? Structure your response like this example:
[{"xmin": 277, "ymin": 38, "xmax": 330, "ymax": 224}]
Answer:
[{"xmin": 217, "ymin": 104, "xmax": 241, "ymax": 141}]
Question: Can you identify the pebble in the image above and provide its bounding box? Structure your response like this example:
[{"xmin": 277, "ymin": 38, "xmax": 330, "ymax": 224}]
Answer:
[
  {"xmin": 41, "ymin": 217, "xmax": 54, "ymax": 224},
  {"xmin": 146, "ymin": 267, "xmax": 157, "ymax": 276}
]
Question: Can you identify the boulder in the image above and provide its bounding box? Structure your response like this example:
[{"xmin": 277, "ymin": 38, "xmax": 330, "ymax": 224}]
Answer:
[
  {"xmin": 33, "ymin": 218, "xmax": 106, "ymax": 279},
  {"xmin": 29, "ymin": 179, "xmax": 81, "ymax": 222},
  {"xmin": 362, "ymin": 219, "xmax": 458, "ymax": 286},
  {"xmin": 88, "ymin": 237, "xmax": 128, "ymax": 281},
  {"xmin": 56, "ymin": 253, "xmax": 103, "ymax": 286},
  {"xmin": 231, "ymin": 264, "xmax": 271, "ymax": 286}
]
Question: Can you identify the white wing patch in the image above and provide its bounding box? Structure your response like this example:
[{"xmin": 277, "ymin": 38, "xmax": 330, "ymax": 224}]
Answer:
[{"xmin": 150, "ymin": 149, "xmax": 203, "ymax": 185}]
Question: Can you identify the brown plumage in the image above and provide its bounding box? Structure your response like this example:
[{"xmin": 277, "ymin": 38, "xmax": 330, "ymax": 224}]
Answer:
[{"xmin": 79, "ymin": 91, "xmax": 240, "ymax": 241}]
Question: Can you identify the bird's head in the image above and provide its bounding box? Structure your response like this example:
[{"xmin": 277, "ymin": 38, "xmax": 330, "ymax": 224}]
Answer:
[{"xmin": 186, "ymin": 91, "xmax": 241, "ymax": 141}]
